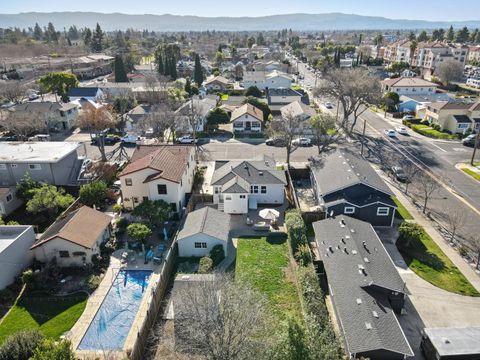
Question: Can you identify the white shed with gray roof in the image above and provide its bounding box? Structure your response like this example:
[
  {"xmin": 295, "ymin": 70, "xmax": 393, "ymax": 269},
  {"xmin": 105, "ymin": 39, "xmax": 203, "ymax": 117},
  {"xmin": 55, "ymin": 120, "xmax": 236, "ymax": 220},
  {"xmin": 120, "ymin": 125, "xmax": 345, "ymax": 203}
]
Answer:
[{"xmin": 177, "ymin": 207, "xmax": 230, "ymax": 257}]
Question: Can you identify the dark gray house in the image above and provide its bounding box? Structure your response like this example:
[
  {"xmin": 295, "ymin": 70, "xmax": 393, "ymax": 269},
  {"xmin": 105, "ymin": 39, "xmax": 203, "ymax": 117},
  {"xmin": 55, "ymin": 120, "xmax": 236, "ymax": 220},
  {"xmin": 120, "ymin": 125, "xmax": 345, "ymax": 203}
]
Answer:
[
  {"xmin": 313, "ymin": 216, "xmax": 413, "ymax": 360},
  {"xmin": 310, "ymin": 150, "xmax": 397, "ymax": 227},
  {"xmin": 0, "ymin": 142, "xmax": 83, "ymax": 186}
]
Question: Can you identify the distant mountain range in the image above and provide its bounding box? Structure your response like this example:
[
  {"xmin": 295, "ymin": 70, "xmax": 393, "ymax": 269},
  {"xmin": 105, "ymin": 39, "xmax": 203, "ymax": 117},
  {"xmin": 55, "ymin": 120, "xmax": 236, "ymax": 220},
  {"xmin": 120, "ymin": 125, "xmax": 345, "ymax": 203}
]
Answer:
[{"xmin": 1, "ymin": 12, "xmax": 480, "ymax": 31}]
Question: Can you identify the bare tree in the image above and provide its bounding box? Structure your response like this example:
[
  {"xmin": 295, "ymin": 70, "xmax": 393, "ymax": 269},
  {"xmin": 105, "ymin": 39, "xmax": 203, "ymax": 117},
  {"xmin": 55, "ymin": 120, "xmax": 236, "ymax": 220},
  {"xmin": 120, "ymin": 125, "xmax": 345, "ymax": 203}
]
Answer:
[
  {"xmin": 0, "ymin": 110, "xmax": 47, "ymax": 139},
  {"xmin": 466, "ymin": 235, "xmax": 480, "ymax": 270},
  {"xmin": 309, "ymin": 111, "xmax": 341, "ymax": 154},
  {"xmin": 0, "ymin": 81, "xmax": 26, "ymax": 103},
  {"xmin": 314, "ymin": 67, "xmax": 382, "ymax": 133},
  {"xmin": 435, "ymin": 59, "xmax": 464, "ymax": 87},
  {"xmin": 138, "ymin": 104, "xmax": 177, "ymax": 143},
  {"xmin": 77, "ymin": 106, "xmax": 116, "ymax": 162},
  {"xmin": 402, "ymin": 162, "xmax": 418, "ymax": 196},
  {"xmin": 443, "ymin": 208, "xmax": 466, "ymax": 244},
  {"xmin": 144, "ymin": 74, "xmax": 168, "ymax": 104},
  {"xmin": 268, "ymin": 110, "xmax": 305, "ymax": 167},
  {"xmin": 171, "ymin": 274, "xmax": 275, "ymax": 360},
  {"xmin": 417, "ymin": 172, "xmax": 440, "ymax": 214}
]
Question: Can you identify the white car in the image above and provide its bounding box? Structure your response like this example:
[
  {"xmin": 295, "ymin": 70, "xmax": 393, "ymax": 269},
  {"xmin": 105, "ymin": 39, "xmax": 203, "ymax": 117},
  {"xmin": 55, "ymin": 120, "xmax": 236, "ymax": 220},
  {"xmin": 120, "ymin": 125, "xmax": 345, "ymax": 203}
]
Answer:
[
  {"xmin": 396, "ymin": 126, "xmax": 408, "ymax": 135},
  {"xmin": 121, "ymin": 134, "xmax": 141, "ymax": 144},
  {"xmin": 402, "ymin": 115, "xmax": 415, "ymax": 120},
  {"xmin": 384, "ymin": 129, "xmax": 396, "ymax": 137},
  {"xmin": 177, "ymin": 136, "xmax": 198, "ymax": 144},
  {"xmin": 325, "ymin": 102, "xmax": 334, "ymax": 109},
  {"xmin": 292, "ymin": 137, "xmax": 311, "ymax": 146}
]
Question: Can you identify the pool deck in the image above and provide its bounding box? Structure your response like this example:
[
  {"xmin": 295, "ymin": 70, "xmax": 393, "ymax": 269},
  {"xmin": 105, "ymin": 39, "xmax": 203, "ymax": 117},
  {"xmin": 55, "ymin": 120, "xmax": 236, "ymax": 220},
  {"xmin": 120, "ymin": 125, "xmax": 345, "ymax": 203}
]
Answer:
[{"xmin": 70, "ymin": 249, "xmax": 164, "ymax": 360}]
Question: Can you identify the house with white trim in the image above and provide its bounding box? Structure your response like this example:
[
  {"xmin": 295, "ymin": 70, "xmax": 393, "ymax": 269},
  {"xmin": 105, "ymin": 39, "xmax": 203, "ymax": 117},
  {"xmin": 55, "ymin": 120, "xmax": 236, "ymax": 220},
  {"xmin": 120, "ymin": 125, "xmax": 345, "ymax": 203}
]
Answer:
[
  {"xmin": 310, "ymin": 150, "xmax": 397, "ymax": 227},
  {"xmin": 210, "ymin": 156, "xmax": 286, "ymax": 214},
  {"xmin": 381, "ymin": 77, "xmax": 438, "ymax": 96},
  {"xmin": 231, "ymin": 103, "xmax": 263, "ymax": 132},
  {"xmin": 243, "ymin": 70, "xmax": 293, "ymax": 90}
]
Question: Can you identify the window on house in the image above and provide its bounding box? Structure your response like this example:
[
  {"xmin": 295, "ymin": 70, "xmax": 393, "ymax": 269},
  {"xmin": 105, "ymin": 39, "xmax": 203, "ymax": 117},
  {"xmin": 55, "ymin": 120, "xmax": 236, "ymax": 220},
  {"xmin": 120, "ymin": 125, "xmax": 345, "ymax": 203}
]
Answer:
[
  {"xmin": 377, "ymin": 207, "xmax": 390, "ymax": 216},
  {"xmin": 59, "ymin": 251, "xmax": 70, "ymax": 258},
  {"xmin": 240, "ymin": 195, "xmax": 246, "ymax": 199},
  {"xmin": 214, "ymin": 187, "xmax": 219, "ymax": 194},
  {"xmin": 344, "ymin": 207, "xmax": 355, "ymax": 214},
  {"xmin": 194, "ymin": 242, "xmax": 208, "ymax": 248},
  {"xmin": 6, "ymin": 194, "xmax": 12, "ymax": 202},
  {"xmin": 458, "ymin": 123, "xmax": 470, "ymax": 129},
  {"xmin": 125, "ymin": 178, "xmax": 132, "ymax": 186},
  {"xmin": 72, "ymin": 251, "xmax": 86, "ymax": 257},
  {"xmin": 250, "ymin": 185, "xmax": 259, "ymax": 194},
  {"xmin": 157, "ymin": 184, "xmax": 167, "ymax": 194},
  {"xmin": 261, "ymin": 186, "xmax": 267, "ymax": 194},
  {"xmin": 225, "ymin": 195, "xmax": 232, "ymax": 200},
  {"xmin": 0, "ymin": 164, "xmax": 6, "ymax": 170},
  {"xmin": 180, "ymin": 179, "xmax": 183, "ymax": 186},
  {"xmin": 28, "ymin": 164, "xmax": 41, "ymax": 170},
  {"xmin": 133, "ymin": 197, "xmax": 139, "ymax": 203}
]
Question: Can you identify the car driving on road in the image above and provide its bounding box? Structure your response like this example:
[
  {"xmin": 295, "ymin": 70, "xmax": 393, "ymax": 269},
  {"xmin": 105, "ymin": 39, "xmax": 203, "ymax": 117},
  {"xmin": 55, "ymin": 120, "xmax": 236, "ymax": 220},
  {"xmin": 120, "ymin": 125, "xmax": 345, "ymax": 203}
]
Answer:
[
  {"xmin": 462, "ymin": 134, "xmax": 479, "ymax": 147},
  {"xmin": 384, "ymin": 129, "xmax": 396, "ymax": 137},
  {"xmin": 265, "ymin": 137, "xmax": 286, "ymax": 147},
  {"xmin": 292, "ymin": 137, "xmax": 311, "ymax": 147},
  {"xmin": 396, "ymin": 126, "xmax": 409, "ymax": 135}
]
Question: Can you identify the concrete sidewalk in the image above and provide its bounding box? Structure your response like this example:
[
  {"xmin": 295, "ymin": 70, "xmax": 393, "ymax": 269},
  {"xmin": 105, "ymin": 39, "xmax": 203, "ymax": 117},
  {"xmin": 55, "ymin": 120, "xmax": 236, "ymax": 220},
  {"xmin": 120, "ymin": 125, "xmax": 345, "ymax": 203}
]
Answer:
[{"xmin": 377, "ymin": 167, "xmax": 480, "ymax": 292}]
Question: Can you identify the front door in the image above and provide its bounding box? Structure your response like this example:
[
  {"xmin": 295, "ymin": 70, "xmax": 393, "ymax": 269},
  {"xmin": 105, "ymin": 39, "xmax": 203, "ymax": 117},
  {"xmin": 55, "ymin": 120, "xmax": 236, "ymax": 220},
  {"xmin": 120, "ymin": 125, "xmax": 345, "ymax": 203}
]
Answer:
[{"xmin": 245, "ymin": 121, "xmax": 251, "ymax": 130}]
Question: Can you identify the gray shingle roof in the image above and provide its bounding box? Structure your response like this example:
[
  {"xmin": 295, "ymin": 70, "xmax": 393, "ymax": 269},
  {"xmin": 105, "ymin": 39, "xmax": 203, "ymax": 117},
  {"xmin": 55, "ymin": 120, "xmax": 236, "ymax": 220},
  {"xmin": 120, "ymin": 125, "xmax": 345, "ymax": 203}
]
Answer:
[
  {"xmin": 313, "ymin": 216, "xmax": 412, "ymax": 357},
  {"xmin": 177, "ymin": 207, "xmax": 230, "ymax": 242},
  {"xmin": 311, "ymin": 149, "xmax": 393, "ymax": 197},
  {"xmin": 67, "ymin": 87, "xmax": 99, "ymax": 97}
]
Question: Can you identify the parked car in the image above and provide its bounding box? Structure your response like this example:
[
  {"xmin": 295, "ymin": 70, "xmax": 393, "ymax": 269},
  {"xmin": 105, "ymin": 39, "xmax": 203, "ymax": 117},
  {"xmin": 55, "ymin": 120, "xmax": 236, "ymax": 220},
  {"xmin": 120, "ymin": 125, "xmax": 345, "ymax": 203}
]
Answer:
[
  {"xmin": 396, "ymin": 126, "xmax": 409, "ymax": 135},
  {"xmin": 91, "ymin": 134, "xmax": 120, "ymax": 145},
  {"xmin": 265, "ymin": 137, "xmax": 286, "ymax": 147},
  {"xmin": 462, "ymin": 134, "xmax": 479, "ymax": 147},
  {"xmin": 391, "ymin": 166, "xmax": 408, "ymax": 182},
  {"xmin": 325, "ymin": 102, "xmax": 334, "ymax": 109},
  {"xmin": 81, "ymin": 158, "xmax": 93, "ymax": 171},
  {"xmin": 121, "ymin": 134, "xmax": 142, "ymax": 145},
  {"xmin": 0, "ymin": 102, "xmax": 15, "ymax": 109},
  {"xmin": 402, "ymin": 115, "xmax": 415, "ymax": 120},
  {"xmin": 28, "ymin": 93, "xmax": 40, "ymax": 101},
  {"xmin": 177, "ymin": 135, "xmax": 198, "ymax": 144},
  {"xmin": 384, "ymin": 129, "xmax": 396, "ymax": 137},
  {"xmin": 28, "ymin": 134, "xmax": 51, "ymax": 142},
  {"xmin": 292, "ymin": 137, "xmax": 311, "ymax": 147}
]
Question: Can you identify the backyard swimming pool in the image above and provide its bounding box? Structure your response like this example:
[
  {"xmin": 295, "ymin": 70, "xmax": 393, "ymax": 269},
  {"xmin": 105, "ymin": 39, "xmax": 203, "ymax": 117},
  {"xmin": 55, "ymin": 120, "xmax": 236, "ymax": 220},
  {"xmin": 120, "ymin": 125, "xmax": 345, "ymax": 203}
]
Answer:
[{"xmin": 78, "ymin": 269, "xmax": 152, "ymax": 351}]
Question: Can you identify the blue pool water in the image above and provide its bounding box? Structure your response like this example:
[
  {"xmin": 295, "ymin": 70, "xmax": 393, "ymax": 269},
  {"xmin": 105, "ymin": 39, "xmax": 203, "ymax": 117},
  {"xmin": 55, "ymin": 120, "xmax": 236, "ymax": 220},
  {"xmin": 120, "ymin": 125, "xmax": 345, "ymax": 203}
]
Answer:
[{"xmin": 78, "ymin": 270, "xmax": 152, "ymax": 350}]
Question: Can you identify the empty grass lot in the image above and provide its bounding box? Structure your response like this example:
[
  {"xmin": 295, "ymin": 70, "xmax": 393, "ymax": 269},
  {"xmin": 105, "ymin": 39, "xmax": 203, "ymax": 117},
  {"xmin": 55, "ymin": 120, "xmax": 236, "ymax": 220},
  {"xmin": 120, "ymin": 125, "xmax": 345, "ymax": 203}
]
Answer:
[
  {"xmin": 393, "ymin": 197, "xmax": 414, "ymax": 220},
  {"xmin": 462, "ymin": 168, "xmax": 480, "ymax": 181},
  {"xmin": 235, "ymin": 235, "xmax": 302, "ymax": 322},
  {"xmin": 0, "ymin": 291, "xmax": 87, "ymax": 344},
  {"xmin": 397, "ymin": 227, "xmax": 480, "ymax": 297}
]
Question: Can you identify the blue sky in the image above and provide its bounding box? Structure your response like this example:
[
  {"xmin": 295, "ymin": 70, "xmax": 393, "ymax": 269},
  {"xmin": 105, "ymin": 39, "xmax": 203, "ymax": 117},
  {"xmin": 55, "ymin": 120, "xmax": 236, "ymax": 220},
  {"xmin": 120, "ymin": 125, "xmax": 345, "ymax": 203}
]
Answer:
[{"xmin": 3, "ymin": 0, "xmax": 480, "ymax": 20}]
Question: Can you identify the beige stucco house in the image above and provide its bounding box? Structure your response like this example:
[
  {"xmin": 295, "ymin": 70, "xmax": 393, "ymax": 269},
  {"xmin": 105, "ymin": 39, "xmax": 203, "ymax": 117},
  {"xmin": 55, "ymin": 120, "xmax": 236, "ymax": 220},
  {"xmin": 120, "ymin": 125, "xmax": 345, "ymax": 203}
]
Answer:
[
  {"xmin": 204, "ymin": 76, "xmax": 233, "ymax": 92},
  {"xmin": 424, "ymin": 101, "xmax": 480, "ymax": 134},
  {"xmin": 231, "ymin": 103, "xmax": 263, "ymax": 132},
  {"xmin": 119, "ymin": 145, "xmax": 195, "ymax": 213},
  {"xmin": 31, "ymin": 206, "xmax": 112, "ymax": 267}
]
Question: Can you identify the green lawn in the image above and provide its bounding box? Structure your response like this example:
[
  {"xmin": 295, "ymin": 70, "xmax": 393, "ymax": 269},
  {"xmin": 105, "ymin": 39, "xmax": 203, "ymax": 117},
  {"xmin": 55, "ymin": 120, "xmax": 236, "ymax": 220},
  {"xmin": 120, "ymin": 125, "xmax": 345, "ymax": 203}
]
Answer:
[
  {"xmin": 397, "ymin": 228, "xmax": 480, "ymax": 297},
  {"xmin": 235, "ymin": 235, "xmax": 302, "ymax": 322},
  {"xmin": 410, "ymin": 124, "xmax": 458, "ymax": 140},
  {"xmin": 462, "ymin": 168, "xmax": 480, "ymax": 181},
  {"xmin": 291, "ymin": 85, "xmax": 302, "ymax": 91},
  {"xmin": 393, "ymin": 197, "xmax": 414, "ymax": 220},
  {"xmin": 0, "ymin": 291, "xmax": 87, "ymax": 344}
]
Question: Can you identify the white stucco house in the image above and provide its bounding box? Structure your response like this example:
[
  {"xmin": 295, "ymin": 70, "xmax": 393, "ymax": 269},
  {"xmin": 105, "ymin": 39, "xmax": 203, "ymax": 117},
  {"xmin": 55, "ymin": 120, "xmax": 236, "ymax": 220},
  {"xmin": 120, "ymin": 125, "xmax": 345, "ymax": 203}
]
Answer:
[
  {"xmin": 0, "ymin": 225, "xmax": 36, "ymax": 289},
  {"xmin": 31, "ymin": 206, "xmax": 112, "ymax": 267},
  {"xmin": 381, "ymin": 77, "xmax": 438, "ymax": 96},
  {"xmin": 119, "ymin": 145, "xmax": 196, "ymax": 213},
  {"xmin": 243, "ymin": 70, "xmax": 293, "ymax": 90},
  {"xmin": 211, "ymin": 156, "xmax": 287, "ymax": 214},
  {"xmin": 231, "ymin": 103, "xmax": 264, "ymax": 132},
  {"xmin": 177, "ymin": 206, "xmax": 230, "ymax": 257},
  {"xmin": 204, "ymin": 76, "xmax": 233, "ymax": 92}
]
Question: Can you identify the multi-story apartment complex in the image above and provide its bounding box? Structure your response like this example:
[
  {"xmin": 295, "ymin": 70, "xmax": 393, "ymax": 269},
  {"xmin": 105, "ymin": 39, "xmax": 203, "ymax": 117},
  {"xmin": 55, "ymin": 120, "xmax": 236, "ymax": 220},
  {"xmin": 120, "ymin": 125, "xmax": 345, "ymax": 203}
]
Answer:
[
  {"xmin": 384, "ymin": 40, "xmax": 412, "ymax": 64},
  {"xmin": 412, "ymin": 42, "xmax": 468, "ymax": 77}
]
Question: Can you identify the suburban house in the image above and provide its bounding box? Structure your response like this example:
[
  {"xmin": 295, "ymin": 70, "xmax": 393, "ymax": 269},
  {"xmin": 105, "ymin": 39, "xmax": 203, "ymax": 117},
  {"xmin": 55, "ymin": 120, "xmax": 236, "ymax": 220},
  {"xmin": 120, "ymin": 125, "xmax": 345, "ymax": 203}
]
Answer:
[
  {"xmin": 381, "ymin": 77, "xmax": 438, "ymax": 96},
  {"xmin": 119, "ymin": 145, "xmax": 195, "ymax": 213},
  {"xmin": 279, "ymin": 101, "xmax": 317, "ymax": 136},
  {"xmin": 0, "ymin": 187, "xmax": 22, "ymax": 217},
  {"xmin": 250, "ymin": 60, "xmax": 289, "ymax": 73},
  {"xmin": 0, "ymin": 225, "xmax": 36, "ymax": 290},
  {"xmin": 123, "ymin": 104, "xmax": 153, "ymax": 132},
  {"xmin": 231, "ymin": 103, "xmax": 264, "ymax": 132},
  {"xmin": 211, "ymin": 156, "xmax": 286, "ymax": 214},
  {"xmin": 310, "ymin": 150, "xmax": 397, "ymax": 227},
  {"xmin": 421, "ymin": 327, "xmax": 480, "ymax": 360},
  {"xmin": 67, "ymin": 87, "xmax": 103, "ymax": 102},
  {"xmin": 243, "ymin": 70, "xmax": 293, "ymax": 90},
  {"xmin": 204, "ymin": 76, "xmax": 233, "ymax": 92},
  {"xmin": 424, "ymin": 101, "xmax": 480, "ymax": 134},
  {"xmin": 31, "ymin": 206, "xmax": 112, "ymax": 267},
  {"xmin": 266, "ymin": 88, "xmax": 304, "ymax": 111},
  {"xmin": 177, "ymin": 206, "xmax": 230, "ymax": 257},
  {"xmin": 313, "ymin": 216, "xmax": 413, "ymax": 360},
  {"xmin": 10, "ymin": 101, "xmax": 79, "ymax": 131},
  {"xmin": 0, "ymin": 142, "xmax": 83, "ymax": 186},
  {"xmin": 398, "ymin": 93, "xmax": 451, "ymax": 113},
  {"xmin": 175, "ymin": 97, "xmax": 217, "ymax": 133}
]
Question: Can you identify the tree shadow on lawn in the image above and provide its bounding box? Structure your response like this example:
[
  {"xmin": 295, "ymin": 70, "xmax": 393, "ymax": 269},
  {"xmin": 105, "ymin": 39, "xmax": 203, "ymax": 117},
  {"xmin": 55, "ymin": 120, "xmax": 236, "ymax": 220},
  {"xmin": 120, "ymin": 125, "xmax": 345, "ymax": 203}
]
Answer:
[{"xmin": 397, "ymin": 235, "xmax": 445, "ymax": 272}]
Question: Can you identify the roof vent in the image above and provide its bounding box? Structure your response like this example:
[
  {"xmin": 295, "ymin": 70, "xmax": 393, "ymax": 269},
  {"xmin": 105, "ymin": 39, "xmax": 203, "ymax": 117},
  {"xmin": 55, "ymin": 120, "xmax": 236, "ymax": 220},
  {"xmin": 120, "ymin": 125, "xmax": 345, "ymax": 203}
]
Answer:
[
  {"xmin": 352, "ymin": 250, "xmax": 357, "ymax": 255},
  {"xmin": 350, "ymin": 228, "xmax": 355, "ymax": 233},
  {"xmin": 365, "ymin": 322, "xmax": 372, "ymax": 330},
  {"xmin": 372, "ymin": 311, "xmax": 379, "ymax": 318},
  {"xmin": 345, "ymin": 235, "xmax": 350, "ymax": 239},
  {"xmin": 343, "ymin": 247, "xmax": 348, "ymax": 254},
  {"xmin": 328, "ymin": 246, "xmax": 334, "ymax": 253},
  {"xmin": 442, "ymin": 338, "xmax": 450, "ymax": 344},
  {"xmin": 358, "ymin": 264, "xmax": 365, "ymax": 270},
  {"xmin": 341, "ymin": 238, "xmax": 346, "ymax": 244},
  {"xmin": 259, "ymin": 171, "xmax": 264, "ymax": 176},
  {"xmin": 364, "ymin": 257, "xmax": 370, "ymax": 263},
  {"xmin": 356, "ymin": 298, "xmax": 362, "ymax": 305},
  {"xmin": 244, "ymin": 164, "xmax": 248, "ymax": 169}
]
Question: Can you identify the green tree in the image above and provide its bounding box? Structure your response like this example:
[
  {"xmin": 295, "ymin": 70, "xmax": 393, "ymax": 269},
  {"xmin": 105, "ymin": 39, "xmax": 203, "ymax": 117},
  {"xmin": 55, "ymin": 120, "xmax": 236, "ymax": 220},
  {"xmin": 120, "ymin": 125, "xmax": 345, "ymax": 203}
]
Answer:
[
  {"xmin": 417, "ymin": 30, "xmax": 429, "ymax": 42},
  {"xmin": 432, "ymin": 29, "xmax": 445, "ymax": 41},
  {"xmin": 45, "ymin": 22, "xmax": 58, "ymax": 43},
  {"xmin": 16, "ymin": 173, "xmax": 40, "ymax": 201},
  {"xmin": 127, "ymin": 223, "xmax": 152, "ymax": 244},
  {"xmin": 243, "ymin": 97, "xmax": 271, "ymax": 121},
  {"xmin": 83, "ymin": 28, "xmax": 92, "ymax": 48},
  {"xmin": 38, "ymin": 72, "xmax": 79, "ymax": 102},
  {"xmin": 31, "ymin": 339, "xmax": 75, "ymax": 360},
  {"xmin": 26, "ymin": 184, "xmax": 74, "ymax": 217},
  {"xmin": 206, "ymin": 107, "xmax": 230, "ymax": 126},
  {"xmin": 0, "ymin": 330, "xmax": 44, "ymax": 360},
  {"xmin": 398, "ymin": 222, "xmax": 423, "ymax": 248},
  {"xmin": 383, "ymin": 91, "xmax": 400, "ymax": 112},
  {"xmin": 33, "ymin": 23, "xmax": 43, "ymax": 41},
  {"xmin": 131, "ymin": 199, "xmax": 171, "ymax": 226},
  {"xmin": 476, "ymin": 31, "xmax": 480, "ymax": 44},
  {"xmin": 455, "ymin": 26, "xmax": 470, "ymax": 43},
  {"xmin": 386, "ymin": 61, "xmax": 410, "ymax": 74},
  {"xmin": 373, "ymin": 33, "xmax": 384, "ymax": 45},
  {"xmin": 184, "ymin": 77, "xmax": 192, "ymax": 96},
  {"xmin": 79, "ymin": 181, "xmax": 108, "ymax": 207},
  {"xmin": 194, "ymin": 53, "xmax": 204, "ymax": 87},
  {"xmin": 247, "ymin": 36, "xmax": 256, "ymax": 48},
  {"xmin": 245, "ymin": 86, "xmax": 262, "ymax": 97},
  {"xmin": 408, "ymin": 31, "xmax": 416, "ymax": 41},
  {"xmin": 91, "ymin": 23, "xmax": 103, "ymax": 52},
  {"xmin": 114, "ymin": 55, "xmax": 128, "ymax": 82},
  {"xmin": 446, "ymin": 25, "xmax": 455, "ymax": 41}
]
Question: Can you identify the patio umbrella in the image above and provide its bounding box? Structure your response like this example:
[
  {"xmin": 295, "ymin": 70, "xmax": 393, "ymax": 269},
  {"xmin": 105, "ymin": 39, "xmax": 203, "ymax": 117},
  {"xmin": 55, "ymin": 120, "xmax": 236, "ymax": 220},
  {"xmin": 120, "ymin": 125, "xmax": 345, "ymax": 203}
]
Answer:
[{"xmin": 259, "ymin": 208, "xmax": 280, "ymax": 221}]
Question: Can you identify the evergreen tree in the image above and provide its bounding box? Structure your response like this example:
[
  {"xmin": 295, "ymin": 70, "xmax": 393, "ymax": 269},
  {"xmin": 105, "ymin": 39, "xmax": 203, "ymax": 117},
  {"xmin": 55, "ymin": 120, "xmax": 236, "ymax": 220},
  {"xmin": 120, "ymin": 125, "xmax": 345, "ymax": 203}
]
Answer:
[
  {"xmin": 417, "ymin": 30, "xmax": 429, "ymax": 42},
  {"xmin": 193, "ymin": 53, "xmax": 204, "ymax": 86},
  {"xmin": 447, "ymin": 25, "xmax": 455, "ymax": 41},
  {"xmin": 67, "ymin": 37, "xmax": 72, "ymax": 46},
  {"xmin": 432, "ymin": 29, "xmax": 445, "ymax": 41},
  {"xmin": 33, "ymin": 23, "xmax": 43, "ymax": 41},
  {"xmin": 184, "ymin": 77, "xmax": 192, "ymax": 96},
  {"xmin": 157, "ymin": 53, "xmax": 164, "ymax": 75},
  {"xmin": 114, "ymin": 55, "xmax": 128, "ymax": 82},
  {"xmin": 68, "ymin": 25, "xmax": 79, "ymax": 40},
  {"xmin": 455, "ymin": 26, "xmax": 470, "ymax": 43},
  {"xmin": 476, "ymin": 31, "xmax": 480, "ymax": 44},
  {"xmin": 170, "ymin": 56, "xmax": 177, "ymax": 80},
  {"xmin": 91, "ymin": 23, "xmax": 103, "ymax": 52},
  {"xmin": 46, "ymin": 22, "xmax": 58, "ymax": 43},
  {"xmin": 408, "ymin": 31, "xmax": 416, "ymax": 41},
  {"xmin": 471, "ymin": 29, "xmax": 479, "ymax": 43},
  {"xmin": 83, "ymin": 28, "xmax": 92, "ymax": 48}
]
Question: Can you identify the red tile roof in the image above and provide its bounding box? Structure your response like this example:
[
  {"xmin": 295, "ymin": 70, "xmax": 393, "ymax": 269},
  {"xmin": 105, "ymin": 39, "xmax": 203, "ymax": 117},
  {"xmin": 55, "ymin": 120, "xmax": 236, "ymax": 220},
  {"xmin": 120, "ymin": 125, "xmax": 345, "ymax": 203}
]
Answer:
[{"xmin": 119, "ymin": 145, "xmax": 193, "ymax": 183}]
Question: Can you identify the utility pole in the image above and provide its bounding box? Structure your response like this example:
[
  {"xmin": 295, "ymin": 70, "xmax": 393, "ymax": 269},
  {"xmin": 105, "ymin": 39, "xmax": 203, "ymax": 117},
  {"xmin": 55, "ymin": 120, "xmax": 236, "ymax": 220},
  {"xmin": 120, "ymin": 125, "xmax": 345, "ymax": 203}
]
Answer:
[
  {"xmin": 360, "ymin": 118, "xmax": 367, "ymax": 157},
  {"xmin": 335, "ymin": 98, "xmax": 340, "ymax": 122},
  {"xmin": 470, "ymin": 132, "xmax": 480, "ymax": 166}
]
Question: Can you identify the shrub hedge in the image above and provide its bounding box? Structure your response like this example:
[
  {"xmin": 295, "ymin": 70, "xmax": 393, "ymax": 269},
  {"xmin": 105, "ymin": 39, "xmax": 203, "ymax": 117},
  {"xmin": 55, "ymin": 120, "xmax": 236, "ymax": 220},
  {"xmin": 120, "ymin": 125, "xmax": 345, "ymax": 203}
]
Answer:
[
  {"xmin": 209, "ymin": 244, "xmax": 225, "ymax": 267},
  {"xmin": 198, "ymin": 256, "xmax": 213, "ymax": 274},
  {"xmin": 285, "ymin": 210, "xmax": 308, "ymax": 255}
]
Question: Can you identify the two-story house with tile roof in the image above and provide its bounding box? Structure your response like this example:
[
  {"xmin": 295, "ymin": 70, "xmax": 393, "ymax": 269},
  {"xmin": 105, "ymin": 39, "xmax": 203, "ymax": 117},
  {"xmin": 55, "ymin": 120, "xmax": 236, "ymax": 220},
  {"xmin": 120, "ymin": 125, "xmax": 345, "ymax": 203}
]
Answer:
[{"xmin": 424, "ymin": 101, "xmax": 480, "ymax": 134}]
